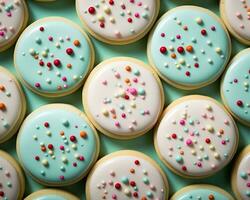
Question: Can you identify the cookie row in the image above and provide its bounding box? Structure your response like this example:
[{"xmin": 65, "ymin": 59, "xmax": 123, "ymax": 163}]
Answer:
[{"xmin": 2, "ymin": 146, "xmax": 250, "ymax": 200}]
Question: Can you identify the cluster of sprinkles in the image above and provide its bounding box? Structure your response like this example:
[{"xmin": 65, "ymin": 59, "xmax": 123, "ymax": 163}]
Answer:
[
  {"xmin": 158, "ymin": 15, "xmax": 225, "ymax": 78},
  {"xmin": 186, "ymin": 193, "xmax": 216, "ymax": 200},
  {"xmin": 98, "ymin": 65, "xmax": 149, "ymax": 130},
  {"xmin": 0, "ymin": 0, "xmax": 22, "ymax": 41},
  {"xmin": 239, "ymin": 164, "xmax": 250, "ymax": 198},
  {"xmin": 83, "ymin": 0, "xmax": 151, "ymax": 38},
  {"xmin": 95, "ymin": 159, "xmax": 165, "ymax": 199},
  {"xmin": 235, "ymin": 0, "xmax": 250, "ymax": 30},
  {"xmin": 225, "ymin": 68, "xmax": 250, "ymax": 114},
  {"xmin": 22, "ymin": 25, "xmax": 84, "ymax": 91},
  {"xmin": 0, "ymin": 161, "xmax": 15, "ymax": 200},
  {"xmin": 0, "ymin": 83, "xmax": 12, "ymax": 131},
  {"xmin": 32, "ymin": 119, "xmax": 89, "ymax": 181},
  {"xmin": 165, "ymin": 103, "xmax": 232, "ymax": 173}
]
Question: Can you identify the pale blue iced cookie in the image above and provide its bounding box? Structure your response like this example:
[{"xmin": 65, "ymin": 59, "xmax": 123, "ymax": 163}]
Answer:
[
  {"xmin": 148, "ymin": 6, "xmax": 231, "ymax": 90},
  {"xmin": 24, "ymin": 189, "xmax": 79, "ymax": 200},
  {"xmin": 221, "ymin": 48, "xmax": 250, "ymax": 126},
  {"xmin": 14, "ymin": 17, "xmax": 94, "ymax": 97},
  {"xmin": 170, "ymin": 185, "xmax": 234, "ymax": 200},
  {"xmin": 17, "ymin": 104, "xmax": 99, "ymax": 186}
]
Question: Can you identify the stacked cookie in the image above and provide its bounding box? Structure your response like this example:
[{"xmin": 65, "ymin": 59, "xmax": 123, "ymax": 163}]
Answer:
[{"xmin": 1, "ymin": 0, "xmax": 250, "ymax": 200}]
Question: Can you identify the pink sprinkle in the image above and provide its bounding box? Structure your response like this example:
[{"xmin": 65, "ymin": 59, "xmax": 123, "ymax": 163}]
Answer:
[
  {"xmin": 179, "ymin": 119, "xmax": 185, "ymax": 126},
  {"xmin": 115, "ymin": 122, "xmax": 120, "ymax": 127},
  {"xmin": 112, "ymin": 194, "xmax": 117, "ymax": 199},
  {"xmin": 128, "ymin": 88, "xmax": 137, "ymax": 96},
  {"xmin": 211, "ymin": 26, "xmax": 216, "ymax": 31},
  {"xmin": 121, "ymin": 4, "xmax": 126, "ymax": 9},
  {"xmin": 176, "ymin": 34, "xmax": 181, "ymax": 39},
  {"xmin": 130, "ymin": 0, "xmax": 134, "ymax": 2},
  {"xmin": 221, "ymin": 140, "xmax": 226, "ymax": 145},
  {"xmin": 137, "ymin": 2, "xmax": 142, "ymax": 6},
  {"xmin": 161, "ymin": 33, "xmax": 165, "ymax": 37},
  {"xmin": 60, "ymin": 146, "xmax": 64, "ymax": 150},
  {"xmin": 234, "ymin": 79, "xmax": 238, "ymax": 83},
  {"xmin": 79, "ymin": 156, "xmax": 84, "ymax": 161},
  {"xmin": 133, "ymin": 78, "xmax": 138, "ymax": 83},
  {"xmin": 115, "ymin": 72, "xmax": 120, "ymax": 78},
  {"xmin": 186, "ymin": 139, "xmax": 193, "ymax": 146},
  {"xmin": 62, "ymin": 77, "xmax": 67, "ymax": 82},
  {"xmin": 0, "ymin": 31, "xmax": 4, "ymax": 36},
  {"xmin": 48, "ymin": 36, "xmax": 53, "ymax": 41},
  {"xmin": 59, "ymin": 175, "xmax": 65, "ymax": 180},
  {"xmin": 35, "ymin": 83, "xmax": 41, "ymax": 88},
  {"xmin": 135, "ymin": 13, "xmax": 140, "ymax": 18},
  {"xmin": 102, "ymin": 80, "xmax": 107, "ymax": 85},
  {"xmin": 7, "ymin": 12, "xmax": 11, "ymax": 17},
  {"xmin": 247, "ymin": 183, "xmax": 250, "ymax": 187}
]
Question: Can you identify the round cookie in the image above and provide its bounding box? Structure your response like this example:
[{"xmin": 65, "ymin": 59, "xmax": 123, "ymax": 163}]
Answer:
[
  {"xmin": 221, "ymin": 48, "xmax": 250, "ymax": 127},
  {"xmin": 0, "ymin": 150, "xmax": 25, "ymax": 200},
  {"xmin": 154, "ymin": 95, "xmax": 239, "ymax": 178},
  {"xmin": 0, "ymin": 67, "xmax": 26, "ymax": 144},
  {"xmin": 75, "ymin": 0, "xmax": 160, "ymax": 45},
  {"xmin": 220, "ymin": 0, "xmax": 250, "ymax": 45},
  {"xmin": 14, "ymin": 17, "xmax": 95, "ymax": 98},
  {"xmin": 82, "ymin": 57, "xmax": 164, "ymax": 140},
  {"xmin": 147, "ymin": 6, "xmax": 231, "ymax": 90},
  {"xmin": 170, "ymin": 184, "xmax": 234, "ymax": 200},
  {"xmin": 16, "ymin": 104, "xmax": 100, "ymax": 186},
  {"xmin": 86, "ymin": 150, "xmax": 169, "ymax": 200},
  {"xmin": 232, "ymin": 145, "xmax": 250, "ymax": 200},
  {"xmin": 24, "ymin": 189, "xmax": 79, "ymax": 200},
  {"xmin": 0, "ymin": 0, "xmax": 28, "ymax": 52}
]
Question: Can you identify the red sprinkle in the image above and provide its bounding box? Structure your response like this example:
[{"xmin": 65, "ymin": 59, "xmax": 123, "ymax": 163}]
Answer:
[
  {"xmin": 47, "ymin": 62, "xmax": 52, "ymax": 68},
  {"xmin": 35, "ymin": 83, "xmax": 41, "ymax": 88},
  {"xmin": 109, "ymin": 0, "xmax": 114, "ymax": 5},
  {"xmin": 39, "ymin": 61, "xmax": 44, "ymax": 66},
  {"xmin": 185, "ymin": 71, "xmax": 190, "ymax": 76},
  {"xmin": 201, "ymin": 29, "xmax": 207, "ymax": 35},
  {"xmin": 88, "ymin": 6, "xmax": 96, "ymax": 14},
  {"xmin": 44, "ymin": 122, "xmax": 49, "ymax": 127},
  {"xmin": 134, "ymin": 160, "xmax": 140, "ymax": 165},
  {"xmin": 205, "ymin": 138, "xmax": 211, "ymax": 144},
  {"xmin": 161, "ymin": 33, "xmax": 165, "ymax": 37},
  {"xmin": 128, "ymin": 18, "xmax": 133, "ymax": 23},
  {"xmin": 130, "ymin": 181, "xmax": 136, "ymax": 187},
  {"xmin": 66, "ymin": 48, "xmax": 74, "ymax": 55},
  {"xmin": 160, "ymin": 46, "xmax": 167, "ymax": 54},
  {"xmin": 48, "ymin": 144, "xmax": 54, "ymax": 150},
  {"xmin": 211, "ymin": 26, "xmax": 216, "ymax": 31},
  {"xmin": 100, "ymin": 22, "xmax": 105, "ymax": 28},
  {"xmin": 70, "ymin": 135, "xmax": 76, "ymax": 142},
  {"xmin": 0, "ymin": 191, "xmax": 4, "ymax": 197},
  {"xmin": 133, "ymin": 192, "xmax": 138, "ymax": 197},
  {"xmin": 39, "ymin": 27, "xmax": 44, "ymax": 32},
  {"xmin": 182, "ymin": 166, "xmax": 187, "ymax": 171},
  {"xmin": 115, "ymin": 182, "xmax": 121, "ymax": 189},
  {"xmin": 194, "ymin": 63, "xmax": 199, "ymax": 68},
  {"xmin": 177, "ymin": 46, "xmax": 184, "ymax": 54},
  {"xmin": 73, "ymin": 162, "xmax": 77, "ymax": 167},
  {"xmin": 236, "ymin": 100, "xmax": 243, "ymax": 107},
  {"xmin": 54, "ymin": 59, "xmax": 61, "ymax": 67},
  {"xmin": 59, "ymin": 175, "xmax": 65, "ymax": 180},
  {"xmin": 35, "ymin": 156, "xmax": 40, "ymax": 161},
  {"xmin": 171, "ymin": 133, "xmax": 177, "ymax": 139}
]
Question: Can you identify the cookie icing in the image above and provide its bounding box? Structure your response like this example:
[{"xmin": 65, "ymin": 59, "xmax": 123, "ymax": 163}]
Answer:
[
  {"xmin": 83, "ymin": 57, "xmax": 163, "ymax": 139},
  {"xmin": 222, "ymin": 0, "xmax": 250, "ymax": 41},
  {"xmin": 171, "ymin": 185, "xmax": 233, "ymax": 200},
  {"xmin": 234, "ymin": 146, "xmax": 250, "ymax": 199},
  {"xmin": 155, "ymin": 96, "xmax": 238, "ymax": 178},
  {"xmin": 14, "ymin": 17, "xmax": 94, "ymax": 97},
  {"xmin": 0, "ymin": 67, "xmax": 25, "ymax": 143},
  {"xmin": 87, "ymin": 151, "xmax": 168, "ymax": 200},
  {"xmin": 0, "ymin": 152, "xmax": 22, "ymax": 200},
  {"xmin": 34, "ymin": 197, "xmax": 66, "ymax": 200},
  {"xmin": 221, "ymin": 48, "xmax": 250, "ymax": 126},
  {"xmin": 76, "ymin": 0, "xmax": 159, "ymax": 44},
  {"xmin": 148, "ymin": 6, "xmax": 230, "ymax": 89},
  {"xmin": 17, "ymin": 104, "xmax": 99, "ymax": 186},
  {"xmin": 0, "ymin": 0, "xmax": 27, "ymax": 50}
]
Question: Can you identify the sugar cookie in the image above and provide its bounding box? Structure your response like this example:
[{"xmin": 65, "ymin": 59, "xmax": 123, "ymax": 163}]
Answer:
[
  {"xmin": 86, "ymin": 150, "xmax": 169, "ymax": 200},
  {"xmin": 170, "ymin": 184, "xmax": 234, "ymax": 200},
  {"xmin": 0, "ymin": 150, "xmax": 25, "ymax": 200},
  {"xmin": 220, "ymin": 0, "xmax": 250, "ymax": 45},
  {"xmin": 221, "ymin": 48, "xmax": 250, "ymax": 127},
  {"xmin": 0, "ymin": 0, "xmax": 28, "ymax": 52},
  {"xmin": 75, "ymin": 0, "xmax": 160, "ymax": 45},
  {"xmin": 16, "ymin": 104, "xmax": 100, "ymax": 186},
  {"xmin": 24, "ymin": 189, "xmax": 79, "ymax": 200},
  {"xmin": 14, "ymin": 17, "xmax": 95, "ymax": 97},
  {"xmin": 147, "ymin": 6, "xmax": 231, "ymax": 90},
  {"xmin": 0, "ymin": 67, "xmax": 26, "ymax": 144},
  {"xmin": 82, "ymin": 57, "xmax": 164, "ymax": 140},
  {"xmin": 232, "ymin": 145, "xmax": 250, "ymax": 200},
  {"xmin": 154, "ymin": 95, "xmax": 238, "ymax": 178}
]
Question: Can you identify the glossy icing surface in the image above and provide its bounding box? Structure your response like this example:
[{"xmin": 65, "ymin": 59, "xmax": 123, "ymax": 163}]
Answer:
[
  {"xmin": 224, "ymin": 0, "xmax": 250, "ymax": 40},
  {"xmin": 0, "ymin": 155, "xmax": 20, "ymax": 200},
  {"xmin": 34, "ymin": 196, "xmax": 66, "ymax": 200},
  {"xmin": 155, "ymin": 97, "xmax": 238, "ymax": 177},
  {"xmin": 0, "ymin": 0, "xmax": 26, "ymax": 48},
  {"xmin": 236, "ymin": 152, "xmax": 250, "ymax": 199},
  {"xmin": 221, "ymin": 49, "xmax": 250, "ymax": 124},
  {"xmin": 15, "ymin": 17, "xmax": 92, "ymax": 96},
  {"xmin": 76, "ymin": 0, "xmax": 158, "ymax": 42},
  {"xmin": 88, "ymin": 153, "xmax": 167, "ymax": 200},
  {"xmin": 84, "ymin": 58, "xmax": 163, "ymax": 137},
  {"xmin": 173, "ymin": 188, "xmax": 230, "ymax": 200},
  {"xmin": 17, "ymin": 105, "xmax": 98, "ymax": 185},
  {"xmin": 0, "ymin": 68, "xmax": 22, "ymax": 142},
  {"xmin": 149, "ymin": 6, "xmax": 230, "ymax": 87}
]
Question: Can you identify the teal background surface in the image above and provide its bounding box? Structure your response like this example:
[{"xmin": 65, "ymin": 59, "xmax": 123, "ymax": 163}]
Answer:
[{"xmin": 0, "ymin": 0, "xmax": 249, "ymax": 199}]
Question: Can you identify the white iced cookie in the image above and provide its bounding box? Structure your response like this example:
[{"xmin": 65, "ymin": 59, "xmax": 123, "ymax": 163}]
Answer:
[
  {"xmin": 232, "ymin": 145, "xmax": 250, "ymax": 200},
  {"xmin": 86, "ymin": 150, "xmax": 169, "ymax": 200},
  {"xmin": 154, "ymin": 95, "xmax": 239, "ymax": 178},
  {"xmin": 75, "ymin": 0, "xmax": 160, "ymax": 45},
  {"xmin": 82, "ymin": 57, "xmax": 164, "ymax": 139},
  {"xmin": 220, "ymin": 0, "xmax": 250, "ymax": 45},
  {"xmin": 0, "ymin": 150, "xmax": 25, "ymax": 200},
  {"xmin": 0, "ymin": 67, "xmax": 26, "ymax": 144},
  {"xmin": 0, "ymin": 0, "xmax": 28, "ymax": 51}
]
